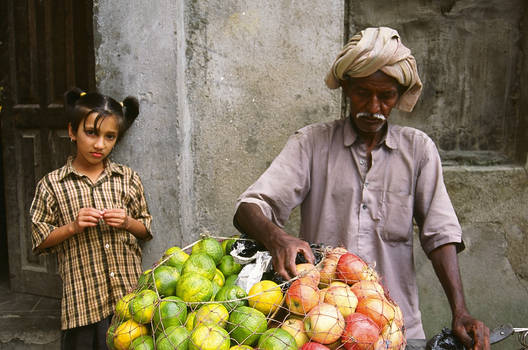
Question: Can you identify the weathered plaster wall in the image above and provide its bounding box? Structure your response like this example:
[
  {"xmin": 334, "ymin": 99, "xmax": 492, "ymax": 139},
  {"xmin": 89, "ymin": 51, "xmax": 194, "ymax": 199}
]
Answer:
[
  {"xmin": 93, "ymin": 0, "xmax": 527, "ymax": 346},
  {"xmin": 93, "ymin": 0, "xmax": 185, "ymax": 266}
]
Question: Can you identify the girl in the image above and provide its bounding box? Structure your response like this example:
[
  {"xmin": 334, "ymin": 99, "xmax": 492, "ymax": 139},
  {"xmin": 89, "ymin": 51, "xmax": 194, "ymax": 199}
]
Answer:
[{"xmin": 30, "ymin": 88, "xmax": 152, "ymax": 350}]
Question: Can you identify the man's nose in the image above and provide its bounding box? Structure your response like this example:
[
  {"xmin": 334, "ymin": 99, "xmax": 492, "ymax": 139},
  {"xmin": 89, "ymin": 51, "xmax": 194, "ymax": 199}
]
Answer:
[{"xmin": 366, "ymin": 95, "xmax": 381, "ymax": 114}]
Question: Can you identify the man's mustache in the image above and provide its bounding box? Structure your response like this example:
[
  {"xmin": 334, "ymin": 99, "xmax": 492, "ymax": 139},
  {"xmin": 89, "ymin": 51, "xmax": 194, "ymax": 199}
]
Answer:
[{"xmin": 355, "ymin": 112, "xmax": 386, "ymax": 121}]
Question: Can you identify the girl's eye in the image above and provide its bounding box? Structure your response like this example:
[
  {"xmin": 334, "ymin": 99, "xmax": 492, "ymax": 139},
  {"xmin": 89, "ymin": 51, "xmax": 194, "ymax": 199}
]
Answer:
[
  {"xmin": 85, "ymin": 129, "xmax": 95, "ymax": 135},
  {"xmin": 106, "ymin": 134, "xmax": 116, "ymax": 140}
]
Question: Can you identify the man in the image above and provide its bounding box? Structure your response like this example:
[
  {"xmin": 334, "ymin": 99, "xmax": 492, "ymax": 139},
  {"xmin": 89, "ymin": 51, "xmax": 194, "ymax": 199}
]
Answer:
[{"xmin": 234, "ymin": 27, "xmax": 489, "ymax": 349}]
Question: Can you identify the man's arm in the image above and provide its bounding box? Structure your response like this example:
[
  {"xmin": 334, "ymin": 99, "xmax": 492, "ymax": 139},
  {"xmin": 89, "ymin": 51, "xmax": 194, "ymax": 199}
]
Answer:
[
  {"xmin": 234, "ymin": 202, "xmax": 314, "ymax": 280},
  {"xmin": 429, "ymin": 243, "xmax": 490, "ymax": 349}
]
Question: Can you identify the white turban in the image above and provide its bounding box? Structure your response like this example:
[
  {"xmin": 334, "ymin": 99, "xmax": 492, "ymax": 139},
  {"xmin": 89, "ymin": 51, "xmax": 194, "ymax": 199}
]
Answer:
[{"xmin": 325, "ymin": 27, "xmax": 423, "ymax": 112}]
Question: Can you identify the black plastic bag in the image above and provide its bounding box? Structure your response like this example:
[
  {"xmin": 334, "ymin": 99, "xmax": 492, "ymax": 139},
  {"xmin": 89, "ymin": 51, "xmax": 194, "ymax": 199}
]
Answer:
[{"xmin": 426, "ymin": 328, "xmax": 466, "ymax": 350}]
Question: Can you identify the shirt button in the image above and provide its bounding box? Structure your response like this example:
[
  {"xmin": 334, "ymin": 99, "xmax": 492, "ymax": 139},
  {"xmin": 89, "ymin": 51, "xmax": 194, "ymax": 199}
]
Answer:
[
  {"xmin": 105, "ymin": 243, "xmax": 110, "ymax": 249},
  {"xmin": 364, "ymin": 182, "xmax": 369, "ymax": 188},
  {"xmin": 360, "ymin": 160, "xmax": 366, "ymax": 166},
  {"xmin": 110, "ymin": 272, "xmax": 115, "ymax": 277},
  {"xmin": 362, "ymin": 204, "xmax": 367, "ymax": 210}
]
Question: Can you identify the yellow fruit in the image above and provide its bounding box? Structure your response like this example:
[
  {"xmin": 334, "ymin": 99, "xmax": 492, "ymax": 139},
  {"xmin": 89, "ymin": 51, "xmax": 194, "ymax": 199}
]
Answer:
[
  {"xmin": 194, "ymin": 303, "xmax": 229, "ymax": 329},
  {"xmin": 281, "ymin": 318, "xmax": 309, "ymax": 348},
  {"xmin": 115, "ymin": 293, "xmax": 135, "ymax": 321},
  {"xmin": 185, "ymin": 311, "xmax": 197, "ymax": 332},
  {"xmin": 230, "ymin": 346, "xmax": 253, "ymax": 350},
  {"xmin": 190, "ymin": 324, "xmax": 230, "ymax": 350},
  {"xmin": 213, "ymin": 268, "xmax": 225, "ymax": 287},
  {"xmin": 113, "ymin": 319, "xmax": 148, "ymax": 350},
  {"xmin": 248, "ymin": 280, "xmax": 283, "ymax": 315}
]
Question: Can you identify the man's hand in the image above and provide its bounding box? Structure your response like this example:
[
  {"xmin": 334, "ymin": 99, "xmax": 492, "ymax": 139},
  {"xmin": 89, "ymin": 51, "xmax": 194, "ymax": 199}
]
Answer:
[
  {"xmin": 102, "ymin": 208, "xmax": 129, "ymax": 229},
  {"xmin": 429, "ymin": 243, "xmax": 490, "ymax": 350},
  {"xmin": 72, "ymin": 208, "xmax": 103, "ymax": 233},
  {"xmin": 267, "ymin": 233, "xmax": 314, "ymax": 280},
  {"xmin": 452, "ymin": 311, "xmax": 490, "ymax": 350},
  {"xmin": 234, "ymin": 202, "xmax": 315, "ymax": 280}
]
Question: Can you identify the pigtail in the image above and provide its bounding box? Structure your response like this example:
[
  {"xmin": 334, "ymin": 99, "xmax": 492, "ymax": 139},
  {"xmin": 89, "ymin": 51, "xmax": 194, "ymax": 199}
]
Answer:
[
  {"xmin": 64, "ymin": 87, "xmax": 85, "ymax": 109},
  {"xmin": 121, "ymin": 96, "xmax": 140, "ymax": 126}
]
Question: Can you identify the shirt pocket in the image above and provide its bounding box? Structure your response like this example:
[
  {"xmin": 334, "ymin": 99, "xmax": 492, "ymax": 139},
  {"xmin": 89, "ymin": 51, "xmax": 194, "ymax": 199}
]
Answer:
[{"xmin": 381, "ymin": 192, "xmax": 413, "ymax": 243}]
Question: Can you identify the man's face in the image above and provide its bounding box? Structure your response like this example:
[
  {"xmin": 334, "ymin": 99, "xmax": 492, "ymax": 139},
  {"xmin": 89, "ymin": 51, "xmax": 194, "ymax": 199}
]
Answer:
[{"xmin": 342, "ymin": 70, "xmax": 402, "ymax": 134}]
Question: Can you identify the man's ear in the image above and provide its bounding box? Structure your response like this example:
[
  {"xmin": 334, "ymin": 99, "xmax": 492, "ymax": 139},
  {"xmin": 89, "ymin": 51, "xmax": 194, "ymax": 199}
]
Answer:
[{"xmin": 68, "ymin": 123, "xmax": 76, "ymax": 141}]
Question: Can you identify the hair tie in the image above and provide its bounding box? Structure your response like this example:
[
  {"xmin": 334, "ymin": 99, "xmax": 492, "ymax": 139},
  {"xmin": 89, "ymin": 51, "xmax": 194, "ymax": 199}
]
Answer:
[
  {"xmin": 80, "ymin": 92, "xmax": 86, "ymax": 96},
  {"xmin": 119, "ymin": 101, "xmax": 124, "ymax": 107}
]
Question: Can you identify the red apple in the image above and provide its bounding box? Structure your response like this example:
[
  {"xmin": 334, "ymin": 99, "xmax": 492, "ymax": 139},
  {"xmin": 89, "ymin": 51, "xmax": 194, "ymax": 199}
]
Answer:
[
  {"xmin": 355, "ymin": 296, "xmax": 396, "ymax": 330},
  {"xmin": 350, "ymin": 280, "xmax": 385, "ymax": 300},
  {"xmin": 304, "ymin": 303, "xmax": 345, "ymax": 344},
  {"xmin": 341, "ymin": 313, "xmax": 381, "ymax": 350},
  {"xmin": 296, "ymin": 263, "xmax": 321, "ymax": 286},
  {"xmin": 336, "ymin": 253, "xmax": 378, "ymax": 284},
  {"xmin": 300, "ymin": 342, "xmax": 331, "ymax": 350},
  {"xmin": 319, "ymin": 247, "xmax": 348, "ymax": 287},
  {"xmin": 281, "ymin": 317, "xmax": 310, "ymax": 348},
  {"xmin": 324, "ymin": 285, "xmax": 358, "ymax": 317},
  {"xmin": 286, "ymin": 279, "xmax": 320, "ymax": 315},
  {"xmin": 380, "ymin": 321, "xmax": 405, "ymax": 349}
]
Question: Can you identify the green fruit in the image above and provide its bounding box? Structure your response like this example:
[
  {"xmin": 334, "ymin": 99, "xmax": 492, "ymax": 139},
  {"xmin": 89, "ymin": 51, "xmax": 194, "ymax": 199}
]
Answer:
[
  {"xmin": 227, "ymin": 306, "xmax": 267, "ymax": 346},
  {"xmin": 130, "ymin": 335, "xmax": 154, "ymax": 350},
  {"xmin": 153, "ymin": 296, "xmax": 188, "ymax": 335},
  {"xmin": 189, "ymin": 324, "xmax": 230, "ymax": 350},
  {"xmin": 154, "ymin": 265, "xmax": 181, "ymax": 296},
  {"xmin": 136, "ymin": 269, "xmax": 153, "ymax": 291},
  {"xmin": 218, "ymin": 255, "xmax": 242, "ymax": 277},
  {"xmin": 156, "ymin": 326, "xmax": 190, "ymax": 350},
  {"xmin": 221, "ymin": 237, "xmax": 238, "ymax": 255},
  {"xmin": 163, "ymin": 246, "xmax": 189, "ymax": 269},
  {"xmin": 225, "ymin": 274, "xmax": 238, "ymax": 286},
  {"xmin": 129, "ymin": 289, "xmax": 158, "ymax": 324},
  {"xmin": 176, "ymin": 273, "xmax": 213, "ymax": 303},
  {"xmin": 106, "ymin": 321, "xmax": 119, "ymax": 350},
  {"xmin": 214, "ymin": 285, "xmax": 248, "ymax": 311},
  {"xmin": 191, "ymin": 238, "xmax": 224, "ymax": 264},
  {"xmin": 182, "ymin": 253, "xmax": 216, "ymax": 280},
  {"xmin": 257, "ymin": 328, "xmax": 297, "ymax": 350}
]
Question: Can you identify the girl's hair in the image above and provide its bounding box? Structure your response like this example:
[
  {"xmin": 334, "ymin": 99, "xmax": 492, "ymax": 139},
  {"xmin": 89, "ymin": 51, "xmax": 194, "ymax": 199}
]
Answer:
[{"xmin": 64, "ymin": 87, "xmax": 140, "ymax": 141}]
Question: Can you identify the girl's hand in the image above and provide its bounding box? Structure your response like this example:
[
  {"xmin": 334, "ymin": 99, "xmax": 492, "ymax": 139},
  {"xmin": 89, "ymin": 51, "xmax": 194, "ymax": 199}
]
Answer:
[
  {"xmin": 102, "ymin": 208, "xmax": 129, "ymax": 230},
  {"xmin": 73, "ymin": 208, "xmax": 104, "ymax": 233}
]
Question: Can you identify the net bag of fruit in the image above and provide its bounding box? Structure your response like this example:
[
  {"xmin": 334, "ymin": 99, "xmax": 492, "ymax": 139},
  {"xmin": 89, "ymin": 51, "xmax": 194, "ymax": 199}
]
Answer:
[{"xmin": 107, "ymin": 235, "xmax": 406, "ymax": 350}]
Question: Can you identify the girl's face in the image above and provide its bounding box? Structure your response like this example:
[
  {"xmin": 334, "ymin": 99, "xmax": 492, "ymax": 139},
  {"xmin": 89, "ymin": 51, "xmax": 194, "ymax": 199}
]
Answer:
[{"xmin": 68, "ymin": 112, "xmax": 119, "ymax": 170}]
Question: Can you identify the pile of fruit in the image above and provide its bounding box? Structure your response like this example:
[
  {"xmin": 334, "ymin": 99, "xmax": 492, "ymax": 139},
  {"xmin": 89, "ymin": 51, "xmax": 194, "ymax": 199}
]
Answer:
[{"xmin": 106, "ymin": 237, "xmax": 405, "ymax": 350}]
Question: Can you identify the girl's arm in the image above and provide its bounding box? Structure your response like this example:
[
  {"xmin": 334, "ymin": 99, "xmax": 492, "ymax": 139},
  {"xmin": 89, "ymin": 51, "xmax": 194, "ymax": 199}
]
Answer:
[{"xmin": 37, "ymin": 208, "xmax": 103, "ymax": 249}]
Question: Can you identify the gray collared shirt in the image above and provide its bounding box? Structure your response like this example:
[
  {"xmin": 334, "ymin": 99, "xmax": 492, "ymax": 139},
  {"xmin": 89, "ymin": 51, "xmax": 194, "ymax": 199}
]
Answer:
[{"xmin": 236, "ymin": 118, "xmax": 463, "ymax": 339}]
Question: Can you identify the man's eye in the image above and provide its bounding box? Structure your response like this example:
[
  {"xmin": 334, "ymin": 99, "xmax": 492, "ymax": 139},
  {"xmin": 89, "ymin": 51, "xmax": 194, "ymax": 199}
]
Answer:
[{"xmin": 381, "ymin": 92, "xmax": 397, "ymax": 100}]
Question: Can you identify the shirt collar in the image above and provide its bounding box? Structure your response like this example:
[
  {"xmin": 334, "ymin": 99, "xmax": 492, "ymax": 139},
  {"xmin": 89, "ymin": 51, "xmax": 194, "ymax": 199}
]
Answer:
[
  {"xmin": 58, "ymin": 156, "xmax": 124, "ymax": 181},
  {"xmin": 343, "ymin": 117, "xmax": 399, "ymax": 150}
]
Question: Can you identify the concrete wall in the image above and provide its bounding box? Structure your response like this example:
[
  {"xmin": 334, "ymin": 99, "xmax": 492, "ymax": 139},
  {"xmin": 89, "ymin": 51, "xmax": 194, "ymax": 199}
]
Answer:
[{"xmin": 93, "ymin": 0, "xmax": 527, "ymax": 346}]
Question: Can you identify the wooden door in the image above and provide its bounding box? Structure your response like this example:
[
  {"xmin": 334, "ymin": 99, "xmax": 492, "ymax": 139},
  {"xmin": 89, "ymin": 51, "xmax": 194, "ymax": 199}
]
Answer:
[{"xmin": 1, "ymin": 0, "xmax": 95, "ymax": 298}]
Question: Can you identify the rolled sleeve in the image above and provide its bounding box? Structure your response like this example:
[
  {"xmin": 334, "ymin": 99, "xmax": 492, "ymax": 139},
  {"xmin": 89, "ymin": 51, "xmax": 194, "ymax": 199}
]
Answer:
[
  {"xmin": 30, "ymin": 179, "xmax": 59, "ymax": 255},
  {"xmin": 236, "ymin": 130, "xmax": 312, "ymax": 228},
  {"xmin": 129, "ymin": 172, "xmax": 153, "ymax": 241},
  {"xmin": 414, "ymin": 138, "xmax": 464, "ymax": 256}
]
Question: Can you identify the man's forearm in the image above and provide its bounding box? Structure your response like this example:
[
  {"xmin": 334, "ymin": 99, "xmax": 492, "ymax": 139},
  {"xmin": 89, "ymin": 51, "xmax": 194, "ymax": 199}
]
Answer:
[
  {"xmin": 429, "ymin": 243, "xmax": 468, "ymax": 316},
  {"xmin": 233, "ymin": 202, "xmax": 283, "ymax": 249}
]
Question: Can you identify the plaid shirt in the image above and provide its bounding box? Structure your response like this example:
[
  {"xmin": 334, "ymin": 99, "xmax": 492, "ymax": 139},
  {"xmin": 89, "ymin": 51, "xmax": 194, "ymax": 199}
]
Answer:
[{"xmin": 30, "ymin": 157, "xmax": 152, "ymax": 330}]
